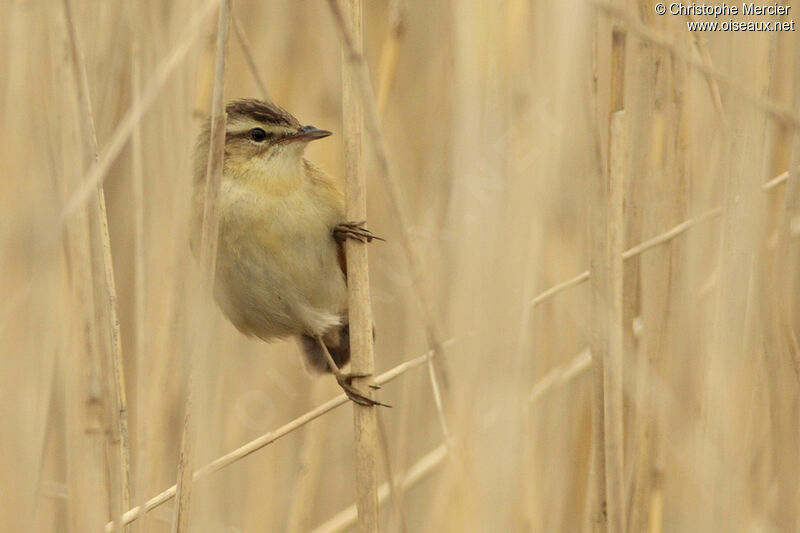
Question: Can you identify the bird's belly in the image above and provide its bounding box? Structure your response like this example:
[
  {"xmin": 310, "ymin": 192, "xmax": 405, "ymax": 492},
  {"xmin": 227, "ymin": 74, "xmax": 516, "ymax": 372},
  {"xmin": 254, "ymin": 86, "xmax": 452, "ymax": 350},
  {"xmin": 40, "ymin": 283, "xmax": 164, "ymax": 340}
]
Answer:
[{"xmin": 214, "ymin": 208, "xmax": 347, "ymax": 340}]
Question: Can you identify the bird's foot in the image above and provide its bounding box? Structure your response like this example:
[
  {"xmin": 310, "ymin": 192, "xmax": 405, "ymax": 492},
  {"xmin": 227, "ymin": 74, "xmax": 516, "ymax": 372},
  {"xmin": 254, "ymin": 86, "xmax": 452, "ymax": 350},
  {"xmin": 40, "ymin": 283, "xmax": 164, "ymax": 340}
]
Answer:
[
  {"xmin": 315, "ymin": 334, "xmax": 389, "ymax": 407},
  {"xmin": 334, "ymin": 221, "xmax": 385, "ymax": 244},
  {"xmin": 335, "ymin": 371, "xmax": 391, "ymax": 407}
]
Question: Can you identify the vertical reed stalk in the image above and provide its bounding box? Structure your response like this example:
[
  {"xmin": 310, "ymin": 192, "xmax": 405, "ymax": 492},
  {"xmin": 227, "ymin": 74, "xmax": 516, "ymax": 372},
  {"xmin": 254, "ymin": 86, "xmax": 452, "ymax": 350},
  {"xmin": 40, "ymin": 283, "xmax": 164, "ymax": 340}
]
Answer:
[
  {"xmin": 172, "ymin": 2, "xmax": 230, "ymax": 532},
  {"xmin": 626, "ymin": 5, "xmax": 666, "ymax": 529},
  {"xmin": 61, "ymin": 0, "xmax": 132, "ymax": 528},
  {"xmin": 62, "ymin": 202, "xmax": 109, "ymax": 533},
  {"xmin": 286, "ymin": 382, "xmax": 331, "ymax": 533},
  {"xmin": 758, "ymin": 31, "xmax": 800, "ymax": 532},
  {"xmin": 129, "ymin": 43, "xmax": 151, "ymax": 533},
  {"xmin": 377, "ymin": 413, "xmax": 408, "ymax": 532},
  {"xmin": 774, "ymin": 35, "xmax": 800, "ymax": 380},
  {"xmin": 587, "ymin": 18, "xmax": 607, "ymax": 533},
  {"xmin": 604, "ymin": 27, "xmax": 626, "ymax": 533},
  {"xmin": 338, "ymin": 1, "xmax": 380, "ymax": 531},
  {"xmin": 58, "ymin": 0, "xmax": 221, "ymax": 223},
  {"xmin": 698, "ymin": 31, "xmax": 770, "ymax": 532},
  {"xmin": 590, "ymin": 23, "xmax": 626, "ymax": 533},
  {"xmin": 327, "ymin": 0, "xmax": 451, "ymax": 445}
]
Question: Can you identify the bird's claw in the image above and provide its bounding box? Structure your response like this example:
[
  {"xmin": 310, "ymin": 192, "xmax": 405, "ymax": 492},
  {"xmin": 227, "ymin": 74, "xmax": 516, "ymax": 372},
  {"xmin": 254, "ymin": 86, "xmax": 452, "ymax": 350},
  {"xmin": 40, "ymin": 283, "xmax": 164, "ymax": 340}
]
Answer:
[
  {"xmin": 334, "ymin": 221, "xmax": 385, "ymax": 244},
  {"xmin": 335, "ymin": 372, "xmax": 391, "ymax": 407}
]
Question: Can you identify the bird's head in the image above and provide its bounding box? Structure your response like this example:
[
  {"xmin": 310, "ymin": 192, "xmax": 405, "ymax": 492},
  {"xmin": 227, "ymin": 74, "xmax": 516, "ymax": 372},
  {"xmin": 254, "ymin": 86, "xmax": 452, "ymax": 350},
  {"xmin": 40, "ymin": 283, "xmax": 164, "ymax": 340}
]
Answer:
[{"xmin": 194, "ymin": 98, "xmax": 331, "ymax": 183}]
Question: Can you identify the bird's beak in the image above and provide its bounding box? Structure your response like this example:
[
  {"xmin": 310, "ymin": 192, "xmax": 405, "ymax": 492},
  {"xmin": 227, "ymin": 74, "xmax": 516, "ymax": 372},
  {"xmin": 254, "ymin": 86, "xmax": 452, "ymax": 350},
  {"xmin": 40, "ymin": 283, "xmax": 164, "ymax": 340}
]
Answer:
[{"xmin": 286, "ymin": 124, "xmax": 332, "ymax": 142}]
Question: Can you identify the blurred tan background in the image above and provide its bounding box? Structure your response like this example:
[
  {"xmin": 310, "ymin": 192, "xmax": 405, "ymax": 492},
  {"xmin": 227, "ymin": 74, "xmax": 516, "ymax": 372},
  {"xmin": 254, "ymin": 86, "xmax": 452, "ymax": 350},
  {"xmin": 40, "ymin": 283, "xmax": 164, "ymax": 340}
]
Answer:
[{"xmin": 2, "ymin": 0, "xmax": 800, "ymax": 531}]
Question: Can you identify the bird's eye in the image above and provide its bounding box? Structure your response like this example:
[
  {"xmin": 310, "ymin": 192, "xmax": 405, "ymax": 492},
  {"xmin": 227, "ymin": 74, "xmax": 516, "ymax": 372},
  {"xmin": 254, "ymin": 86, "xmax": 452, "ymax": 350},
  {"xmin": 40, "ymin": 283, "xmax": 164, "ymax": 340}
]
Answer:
[{"xmin": 250, "ymin": 128, "xmax": 269, "ymax": 142}]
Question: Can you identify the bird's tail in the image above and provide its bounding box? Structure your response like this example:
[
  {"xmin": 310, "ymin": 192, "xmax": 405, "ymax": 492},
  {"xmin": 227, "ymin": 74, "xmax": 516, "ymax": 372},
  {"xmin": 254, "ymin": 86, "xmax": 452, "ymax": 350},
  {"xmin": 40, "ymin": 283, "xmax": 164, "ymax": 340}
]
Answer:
[{"xmin": 299, "ymin": 322, "xmax": 351, "ymax": 374}]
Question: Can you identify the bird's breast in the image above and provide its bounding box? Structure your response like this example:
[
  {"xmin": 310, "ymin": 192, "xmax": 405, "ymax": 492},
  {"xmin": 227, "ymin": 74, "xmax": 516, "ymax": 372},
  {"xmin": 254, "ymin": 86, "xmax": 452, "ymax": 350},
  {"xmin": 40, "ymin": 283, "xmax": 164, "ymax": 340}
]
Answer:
[{"xmin": 209, "ymin": 178, "xmax": 347, "ymax": 338}]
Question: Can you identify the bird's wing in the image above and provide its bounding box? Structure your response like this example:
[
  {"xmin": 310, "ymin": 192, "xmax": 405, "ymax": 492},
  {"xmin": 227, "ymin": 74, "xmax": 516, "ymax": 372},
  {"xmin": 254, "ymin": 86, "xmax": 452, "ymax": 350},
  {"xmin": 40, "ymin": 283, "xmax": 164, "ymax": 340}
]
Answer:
[{"xmin": 303, "ymin": 158, "xmax": 348, "ymax": 281}]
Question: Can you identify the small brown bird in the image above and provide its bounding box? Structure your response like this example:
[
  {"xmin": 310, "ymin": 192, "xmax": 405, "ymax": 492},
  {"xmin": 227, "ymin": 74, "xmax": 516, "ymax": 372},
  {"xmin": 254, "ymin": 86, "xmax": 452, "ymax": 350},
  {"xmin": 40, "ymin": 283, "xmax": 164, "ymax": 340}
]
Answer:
[{"xmin": 192, "ymin": 98, "xmax": 384, "ymax": 406}]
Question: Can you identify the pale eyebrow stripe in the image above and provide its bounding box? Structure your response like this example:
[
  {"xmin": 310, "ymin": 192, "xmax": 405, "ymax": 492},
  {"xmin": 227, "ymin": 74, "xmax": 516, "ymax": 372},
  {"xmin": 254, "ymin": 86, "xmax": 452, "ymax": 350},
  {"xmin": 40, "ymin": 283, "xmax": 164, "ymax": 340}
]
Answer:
[
  {"xmin": 226, "ymin": 129, "xmax": 255, "ymax": 140},
  {"xmin": 225, "ymin": 120, "xmax": 263, "ymax": 138}
]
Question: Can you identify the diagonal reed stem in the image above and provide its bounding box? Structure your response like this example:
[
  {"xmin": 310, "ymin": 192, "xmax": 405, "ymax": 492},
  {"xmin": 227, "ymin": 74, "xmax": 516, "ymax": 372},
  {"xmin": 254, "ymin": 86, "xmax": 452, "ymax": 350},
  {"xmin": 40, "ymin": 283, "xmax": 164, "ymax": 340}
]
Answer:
[
  {"xmin": 58, "ymin": 0, "xmax": 221, "ymax": 224},
  {"xmin": 104, "ymin": 349, "xmax": 439, "ymax": 532},
  {"xmin": 592, "ymin": 0, "xmax": 800, "ymax": 130},
  {"xmin": 529, "ymin": 164, "xmax": 793, "ymax": 310}
]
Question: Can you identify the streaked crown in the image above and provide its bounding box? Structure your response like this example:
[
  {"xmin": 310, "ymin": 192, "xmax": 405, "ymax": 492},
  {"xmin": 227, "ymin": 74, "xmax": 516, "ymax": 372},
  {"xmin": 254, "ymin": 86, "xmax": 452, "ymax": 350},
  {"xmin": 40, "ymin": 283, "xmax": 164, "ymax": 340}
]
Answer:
[{"xmin": 225, "ymin": 98, "xmax": 301, "ymax": 132}]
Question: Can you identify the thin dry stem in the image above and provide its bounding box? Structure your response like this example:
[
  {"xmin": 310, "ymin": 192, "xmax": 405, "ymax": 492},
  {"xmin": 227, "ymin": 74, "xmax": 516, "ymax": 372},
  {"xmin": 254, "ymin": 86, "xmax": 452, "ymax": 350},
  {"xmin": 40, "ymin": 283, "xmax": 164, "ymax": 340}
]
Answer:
[
  {"xmin": 588, "ymin": 24, "xmax": 627, "ymax": 532},
  {"xmin": 530, "ymin": 270, "xmax": 591, "ymax": 308},
  {"xmin": 339, "ymin": 1, "xmax": 381, "ymax": 530},
  {"xmin": 58, "ymin": 0, "xmax": 221, "ymax": 223},
  {"xmin": 588, "ymin": 19, "xmax": 607, "ymax": 532},
  {"xmin": 172, "ymin": 2, "xmax": 230, "ymax": 532},
  {"xmin": 603, "ymin": 45, "xmax": 627, "ymax": 533},
  {"xmin": 685, "ymin": 15, "xmax": 727, "ymax": 129},
  {"xmin": 310, "ymin": 444, "xmax": 447, "ymax": 533},
  {"xmin": 529, "ymin": 163, "xmax": 793, "ymax": 311},
  {"xmin": 592, "ymin": 0, "xmax": 800, "ymax": 130},
  {"xmin": 104, "ymin": 350, "xmax": 437, "ymax": 531},
  {"xmin": 129, "ymin": 43, "xmax": 150, "ymax": 533},
  {"xmin": 286, "ymin": 383, "xmax": 330, "ymax": 533},
  {"xmin": 622, "ymin": 207, "xmax": 722, "ymax": 260},
  {"xmin": 197, "ymin": 7, "xmax": 230, "ymax": 276},
  {"xmin": 625, "ymin": 17, "xmax": 684, "ymax": 527},
  {"xmin": 62, "ymin": 221, "xmax": 109, "ymax": 532},
  {"xmin": 764, "ymin": 168, "xmax": 793, "ymax": 190},
  {"xmin": 62, "ymin": 0, "xmax": 131, "ymax": 527},
  {"xmin": 326, "ymin": 0, "xmax": 452, "ymax": 446},
  {"xmin": 95, "ymin": 172, "xmax": 131, "ymax": 532},
  {"xmin": 528, "ymin": 348, "xmax": 592, "ymax": 404},
  {"xmin": 376, "ymin": 412, "xmax": 408, "ymax": 533},
  {"xmin": 777, "ymin": 47, "xmax": 800, "ymax": 376}
]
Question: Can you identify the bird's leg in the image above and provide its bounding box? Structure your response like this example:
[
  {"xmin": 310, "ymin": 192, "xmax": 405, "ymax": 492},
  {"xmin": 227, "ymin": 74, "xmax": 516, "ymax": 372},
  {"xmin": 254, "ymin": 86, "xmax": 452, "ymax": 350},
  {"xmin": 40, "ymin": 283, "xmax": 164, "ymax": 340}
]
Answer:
[
  {"xmin": 315, "ymin": 336, "xmax": 390, "ymax": 407},
  {"xmin": 333, "ymin": 221, "xmax": 385, "ymax": 244}
]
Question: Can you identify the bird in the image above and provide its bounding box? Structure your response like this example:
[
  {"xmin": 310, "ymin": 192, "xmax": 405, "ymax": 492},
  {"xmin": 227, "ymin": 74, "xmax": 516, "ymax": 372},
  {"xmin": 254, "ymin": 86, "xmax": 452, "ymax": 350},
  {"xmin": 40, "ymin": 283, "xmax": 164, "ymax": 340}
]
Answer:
[{"xmin": 192, "ymin": 98, "xmax": 386, "ymax": 407}]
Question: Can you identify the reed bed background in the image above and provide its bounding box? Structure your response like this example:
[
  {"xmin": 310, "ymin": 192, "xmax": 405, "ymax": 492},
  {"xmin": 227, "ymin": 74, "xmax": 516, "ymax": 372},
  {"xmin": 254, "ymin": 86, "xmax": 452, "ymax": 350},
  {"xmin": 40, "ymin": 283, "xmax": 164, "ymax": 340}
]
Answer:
[{"xmin": 3, "ymin": 0, "xmax": 800, "ymax": 531}]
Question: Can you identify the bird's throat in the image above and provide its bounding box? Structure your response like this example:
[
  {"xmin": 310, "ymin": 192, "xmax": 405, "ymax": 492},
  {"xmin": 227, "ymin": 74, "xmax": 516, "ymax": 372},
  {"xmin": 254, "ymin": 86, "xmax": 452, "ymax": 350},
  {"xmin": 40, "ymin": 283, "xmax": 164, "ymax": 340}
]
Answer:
[{"xmin": 235, "ymin": 151, "xmax": 306, "ymax": 196}]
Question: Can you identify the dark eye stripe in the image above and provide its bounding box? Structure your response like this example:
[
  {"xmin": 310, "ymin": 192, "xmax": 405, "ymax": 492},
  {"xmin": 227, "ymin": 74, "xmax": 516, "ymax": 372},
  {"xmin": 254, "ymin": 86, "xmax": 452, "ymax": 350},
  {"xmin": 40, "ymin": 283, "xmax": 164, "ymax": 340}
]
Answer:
[{"xmin": 226, "ymin": 129, "xmax": 275, "ymax": 142}]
